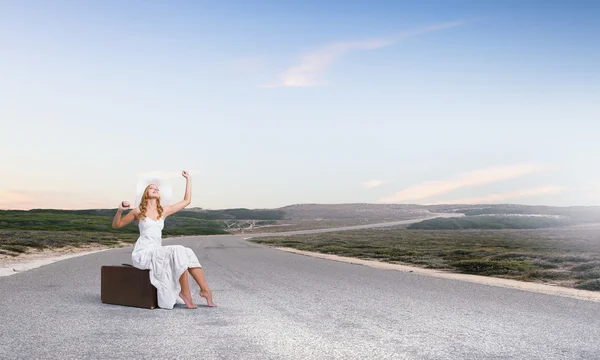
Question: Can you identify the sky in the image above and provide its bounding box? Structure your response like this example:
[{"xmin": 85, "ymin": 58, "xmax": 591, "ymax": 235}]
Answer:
[{"xmin": 1, "ymin": 0, "xmax": 599, "ymax": 210}]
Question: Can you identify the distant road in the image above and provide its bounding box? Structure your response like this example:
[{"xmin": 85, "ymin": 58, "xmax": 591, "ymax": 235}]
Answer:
[
  {"xmin": 255, "ymin": 212, "xmax": 462, "ymax": 236},
  {"xmin": 1, "ymin": 212, "xmax": 599, "ymax": 359}
]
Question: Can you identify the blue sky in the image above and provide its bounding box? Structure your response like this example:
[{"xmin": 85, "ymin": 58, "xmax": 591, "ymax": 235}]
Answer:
[{"xmin": 1, "ymin": 0, "xmax": 599, "ymax": 209}]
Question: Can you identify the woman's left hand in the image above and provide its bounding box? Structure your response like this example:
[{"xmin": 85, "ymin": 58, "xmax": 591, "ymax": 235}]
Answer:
[{"xmin": 182, "ymin": 170, "xmax": 191, "ymax": 179}]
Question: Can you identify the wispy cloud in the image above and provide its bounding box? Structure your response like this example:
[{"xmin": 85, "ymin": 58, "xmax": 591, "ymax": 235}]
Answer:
[
  {"xmin": 363, "ymin": 180, "xmax": 388, "ymax": 188},
  {"xmin": 265, "ymin": 21, "xmax": 463, "ymax": 88},
  {"xmin": 379, "ymin": 163, "xmax": 552, "ymax": 203},
  {"xmin": 426, "ymin": 186, "xmax": 567, "ymax": 205}
]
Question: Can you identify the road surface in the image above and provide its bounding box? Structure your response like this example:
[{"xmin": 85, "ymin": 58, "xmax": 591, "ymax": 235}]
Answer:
[{"xmin": 1, "ymin": 215, "xmax": 599, "ymax": 359}]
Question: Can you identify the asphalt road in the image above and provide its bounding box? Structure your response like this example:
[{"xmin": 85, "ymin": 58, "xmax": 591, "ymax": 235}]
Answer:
[{"xmin": 1, "ymin": 217, "xmax": 599, "ymax": 359}]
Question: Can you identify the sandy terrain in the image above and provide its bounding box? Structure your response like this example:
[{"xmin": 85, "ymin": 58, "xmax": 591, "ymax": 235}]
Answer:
[
  {"xmin": 273, "ymin": 247, "xmax": 600, "ymax": 303},
  {"xmin": 0, "ymin": 244, "xmax": 121, "ymax": 277}
]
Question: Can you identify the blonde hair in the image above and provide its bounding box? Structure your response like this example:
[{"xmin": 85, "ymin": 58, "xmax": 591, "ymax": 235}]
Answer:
[{"xmin": 139, "ymin": 184, "xmax": 163, "ymax": 220}]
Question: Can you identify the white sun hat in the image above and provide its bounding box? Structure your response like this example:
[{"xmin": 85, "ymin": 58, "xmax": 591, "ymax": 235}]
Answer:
[{"xmin": 135, "ymin": 172, "xmax": 173, "ymax": 207}]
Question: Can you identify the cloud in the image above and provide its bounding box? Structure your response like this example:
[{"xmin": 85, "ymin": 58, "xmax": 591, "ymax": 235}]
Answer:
[
  {"xmin": 265, "ymin": 20, "xmax": 463, "ymax": 88},
  {"xmin": 363, "ymin": 180, "xmax": 388, "ymax": 188},
  {"xmin": 379, "ymin": 163, "xmax": 552, "ymax": 203},
  {"xmin": 425, "ymin": 186, "xmax": 567, "ymax": 205}
]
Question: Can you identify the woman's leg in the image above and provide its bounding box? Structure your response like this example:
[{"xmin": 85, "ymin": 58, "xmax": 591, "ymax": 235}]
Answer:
[
  {"xmin": 179, "ymin": 270, "xmax": 196, "ymax": 309},
  {"xmin": 188, "ymin": 267, "xmax": 216, "ymax": 307}
]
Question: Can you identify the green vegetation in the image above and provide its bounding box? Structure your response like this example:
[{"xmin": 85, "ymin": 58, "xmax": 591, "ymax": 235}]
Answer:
[
  {"xmin": 0, "ymin": 244, "xmax": 29, "ymax": 254},
  {"xmin": 408, "ymin": 205, "xmax": 600, "ymax": 230},
  {"xmin": 250, "ymin": 225, "xmax": 600, "ymax": 291},
  {"xmin": 450, "ymin": 205, "xmax": 600, "ymax": 223},
  {"xmin": 275, "ymin": 204, "xmax": 600, "ymax": 232},
  {"xmin": 575, "ymin": 279, "xmax": 600, "ymax": 291},
  {"xmin": 417, "ymin": 205, "xmax": 600, "ymax": 228},
  {"xmin": 407, "ymin": 216, "xmax": 575, "ymax": 230},
  {"xmin": 0, "ymin": 207, "xmax": 283, "ymax": 232},
  {"xmin": 0, "ymin": 207, "xmax": 287, "ymax": 256},
  {"xmin": 0, "ymin": 210, "xmax": 226, "ymax": 234},
  {"xmin": 2, "ymin": 207, "xmax": 286, "ymax": 220},
  {"xmin": 185, "ymin": 208, "xmax": 286, "ymax": 220},
  {"xmin": 0, "ymin": 230, "xmax": 139, "ymax": 256}
]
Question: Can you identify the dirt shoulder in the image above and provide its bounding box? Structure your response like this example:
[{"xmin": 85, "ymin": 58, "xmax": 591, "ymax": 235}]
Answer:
[
  {"xmin": 273, "ymin": 247, "xmax": 600, "ymax": 303},
  {"xmin": 0, "ymin": 244, "xmax": 121, "ymax": 277}
]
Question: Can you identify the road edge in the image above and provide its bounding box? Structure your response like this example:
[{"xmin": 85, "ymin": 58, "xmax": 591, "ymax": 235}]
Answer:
[
  {"xmin": 0, "ymin": 248, "xmax": 114, "ymax": 277},
  {"xmin": 270, "ymin": 246, "xmax": 600, "ymax": 303}
]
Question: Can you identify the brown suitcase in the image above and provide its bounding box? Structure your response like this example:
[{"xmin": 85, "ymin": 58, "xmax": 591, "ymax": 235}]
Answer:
[{"xmin": 101, "ymin": 264, "xmax": 158, "ymax": 309}]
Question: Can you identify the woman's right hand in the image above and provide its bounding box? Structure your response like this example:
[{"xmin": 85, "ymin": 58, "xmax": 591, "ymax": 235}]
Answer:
[{"xmin": 119, "ymin": 201, "xmax": 131, "ymax": 211}]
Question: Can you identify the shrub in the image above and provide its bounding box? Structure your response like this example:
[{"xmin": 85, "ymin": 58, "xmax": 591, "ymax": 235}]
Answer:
[
  {"xmin": 490, "ymin": 253, "xmax": 530, "ymax": 260},
  {"xmin": 0, "ymin": 245, "xmax": 28, "ymax": 253},
  {"xmin": 574, "ymin": 270, "xmax": 600, "ymax": 280},
  {"xmin": 574, "ymin": 279, "xmax": 600, "ymax": 291},
  {"xmin": 0, "ymin": 250, "xmax": 19, "ymax": 257},
  {"xmin": 408, "ymin": 216, "xmax": 574, "ymax": 230},
  {"xmin": 572, "ymin": 262, "xmax": 600, "ymax": 271},
  {"xmin": 525, "ymin": 270, "xmax": 571, "ymax": 280},
  {"xmin": 449, "ymin": 259, "xmax": 533, "ymax": 275},
  {"xmin": 546, "ymin": 255, "xmax": 590, "ymax": 263},
  {"xmin": 532, "ymin": 260, "xmax": 560, "ymax": 269}
]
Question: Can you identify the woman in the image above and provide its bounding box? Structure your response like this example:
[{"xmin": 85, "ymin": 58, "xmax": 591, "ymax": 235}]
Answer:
[{"xmin": 112, "ymin": 170, "xmax": 216, "ymax": 309}]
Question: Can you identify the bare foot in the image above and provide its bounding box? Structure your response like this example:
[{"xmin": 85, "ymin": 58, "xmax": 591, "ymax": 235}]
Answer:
[
  {"xmin": 179, "ymin": 292, "xmax": 197, "ymax": 309},
  {"xmin": 200, "ymin": 289, "xmax": 216, "ymax": 307}
]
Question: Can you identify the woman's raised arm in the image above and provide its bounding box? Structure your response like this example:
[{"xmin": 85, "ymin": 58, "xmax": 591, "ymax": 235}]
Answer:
[
  {"xmin": 112, "ymin": 201, "xmax": 138, "ymax": 228},
  {"xmin": 163, "ymin": 170, "xmax": 192, "ymax": 217}
]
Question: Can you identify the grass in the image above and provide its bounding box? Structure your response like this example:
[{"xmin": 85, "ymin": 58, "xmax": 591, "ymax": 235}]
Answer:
[
  {"xmin": 0, "ymin": 230, "xmax": 140, "ymax": 255},
  {"xmin": 0, "ymin": 244, "xmax": 29, "ymax": 254},
  {"xmin": 0, "ymin": 210, "xmax": 232, "ymax": 257},
  {"xmin": 0, "ymin": 211, "xmax": 230, "ymax": 235},
  {"xmin": 0, "ymin": 227, "xmax": 235, "ymax": 257},
  {"xmin": 249, "ymin": 224, "xmax": 600, "ymax": 291},
  {"xmin": 407, "ymin": 215, "xmax": 575, "ymax": 230}
]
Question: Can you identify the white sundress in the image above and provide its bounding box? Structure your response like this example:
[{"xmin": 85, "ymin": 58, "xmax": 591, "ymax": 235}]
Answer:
[{"xmin": 131, "ymin": 216, "xmax": 202, "ymax": 309}]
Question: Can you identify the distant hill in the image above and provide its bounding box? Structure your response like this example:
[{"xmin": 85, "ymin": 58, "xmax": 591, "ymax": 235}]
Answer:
[
  {"xmin": 406, "ymin": 204, "xmax": 600, "ymax": 230},
  {"xmin": 275, "ymin": 203, "xmax": 433, "ymax": 221},
  {"xmin": 275, "ymin": 203, "xmax": 600, "ymax": 221},
  {"xmin": 270, "ymin": 203, "xmax": 600, "ymax": 230},
  {"xmin": 180, "ymin": 208, "xmax": 285, "ymax": 220},
  {"xmin": 3, "ymin": 208, "xmax": 286, "ymax": 221},
  {"xmin": 407, "ymin": 215, "xmax": 576, "ymax": 230},
  {"xmin": 3, "ymin": 203, "xmax": 600, "ymax": 229},
  {"xmin": 426, "ymin": 204, "xmax": 600, "ymax": 223},
  {"xmin": 0, "ymin": 207, "xmax": 288, "ymax": 236}
]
